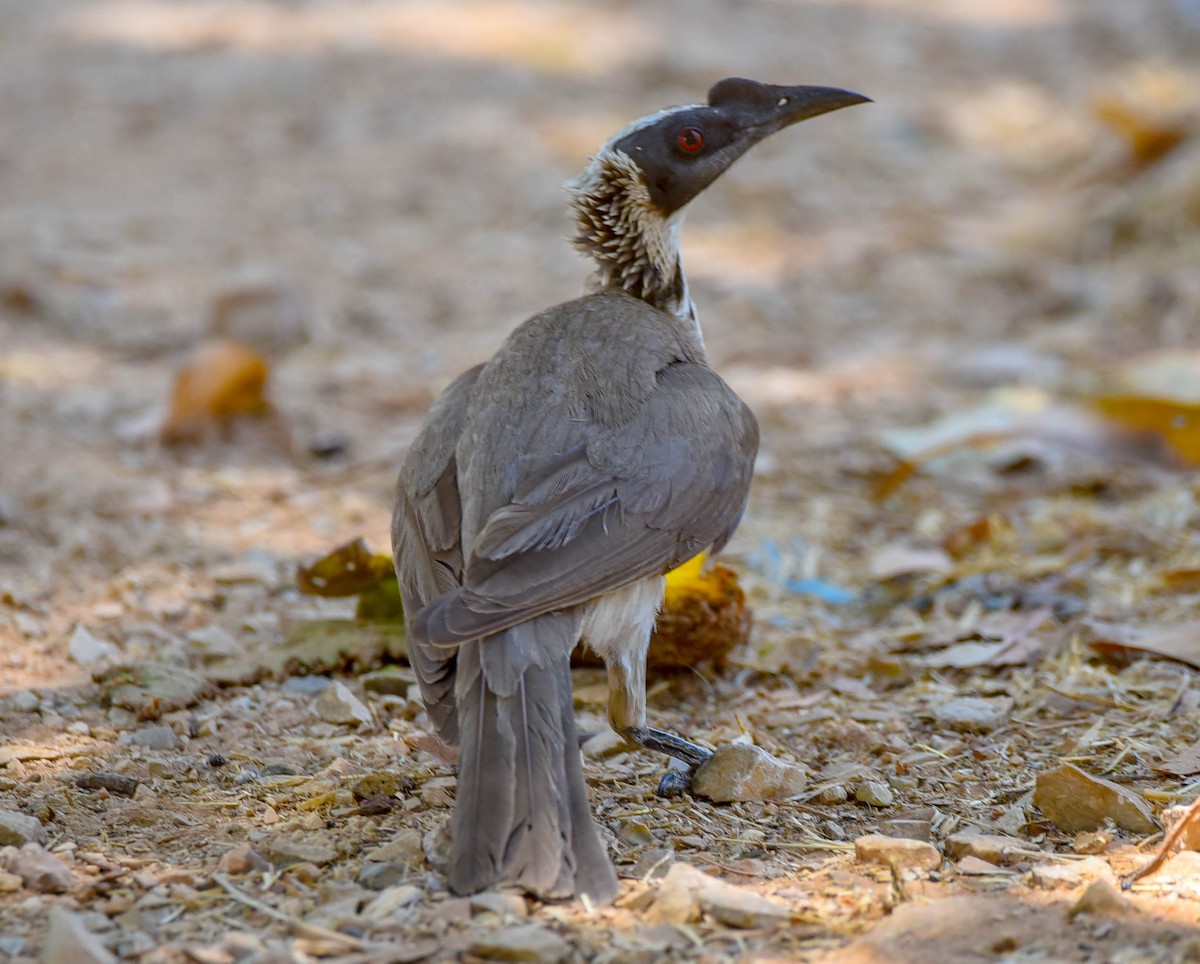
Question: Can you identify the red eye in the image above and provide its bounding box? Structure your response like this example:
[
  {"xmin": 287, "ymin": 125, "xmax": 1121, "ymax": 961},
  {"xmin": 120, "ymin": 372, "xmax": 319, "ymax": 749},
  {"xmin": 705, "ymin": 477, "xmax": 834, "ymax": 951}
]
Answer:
[{"xmin": 676, "ymin": 128, "xmax": 704, "ymax": 154}]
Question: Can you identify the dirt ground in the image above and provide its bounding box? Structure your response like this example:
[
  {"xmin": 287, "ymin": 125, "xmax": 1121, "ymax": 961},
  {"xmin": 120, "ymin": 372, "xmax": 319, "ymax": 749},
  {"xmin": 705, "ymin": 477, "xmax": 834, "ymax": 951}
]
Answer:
[{"xmin": 4, "ymin": 1, "xmax": 1200, "ymax": 961}]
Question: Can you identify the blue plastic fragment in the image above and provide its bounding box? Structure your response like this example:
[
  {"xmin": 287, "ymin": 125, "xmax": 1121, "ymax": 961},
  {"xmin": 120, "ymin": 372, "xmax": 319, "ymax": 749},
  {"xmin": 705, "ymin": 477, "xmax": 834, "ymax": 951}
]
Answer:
[{"xmin": 784, "ymin": 578, "xmax": 855, "ymax": 605}]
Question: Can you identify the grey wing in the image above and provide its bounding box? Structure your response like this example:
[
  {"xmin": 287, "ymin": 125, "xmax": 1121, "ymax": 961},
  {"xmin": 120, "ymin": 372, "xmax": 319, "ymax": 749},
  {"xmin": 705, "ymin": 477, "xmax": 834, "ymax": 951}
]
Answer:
[
  {"xmin": 414, "ymin": 361, "xmax": 758, "ymax": 646},
  {"xmin": 392, "ymin": 365, "xmax": 482, "ymax": 742}
]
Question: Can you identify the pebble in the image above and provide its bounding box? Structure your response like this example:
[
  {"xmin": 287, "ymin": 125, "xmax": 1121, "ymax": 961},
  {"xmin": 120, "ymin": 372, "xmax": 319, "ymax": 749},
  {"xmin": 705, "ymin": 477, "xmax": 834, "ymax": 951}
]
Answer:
[
  {"xmin": 263, "ymin": 837, "xmax": 337, "ymax": 867},
  {"xmin": 0, "ymin": 871, "xmax": 23, "ymax": 893},
  {"xmin": 470, "ymin": 892, "xmax": 529, "ymax": 918},
  {"xmin": 209, "ymin": 280, "xmax": 309, "ymax": 355},
  {"xmin": 364, "ymin": 829, "xmax": 423, "ymax": 865},
  {"xmin": 76, "ymin": 772, "xmax": 140, "ymax": 798},
  {"xmin": 468, "ymin": 923, "xmax": 570, "ymax": 963},
  {"xmin": 650, "ymin": 861, "xmax": 790, "ymax": 929},
  {"xmin": 855, "ymin": 781, "xmax": 895, "ymax": 807},
  {"xmin": 5, "ymin": 842, "xmax": 75, "ymax": 894},
  {"xmin": 121, "ymin": 725, "xmax": 180, "ymax": 751},
  {"xmin": 361, "ymin": 884, "xmax": 422, "ymax": 921},
  {"xmin": 1033, "ymin": 763, "xmax": 1158, "ymax": 834},
  {"xmin": 315, "ymin": 682, "xmax": 373, "ymax": 727},
  {"xmin": 956, "ymin": 855, "xmax": 1005, "ymax": 875},
  {"xmin": 42, "ymin": 906, "xmax": 116, "ymax": 964},
  {"xmin": 690, "ymin": 743, "xmax": 807, "ymax": 802},
  {"xmin": 216, "ymin": 844, "xmax": 270, "ymax": 875},
  {"xmin": 1029, "ymin": 856, "xmax": 1111, "ymax": 891},
  {"xmin": 1067, "ymin": 879, "xmax": 1132, "ymax": 920},
  {"xmin": 944, "ymin": 831, "xmax": 1035, "ymax": 865},
  {"xmin": 0, "ymin": 810, "xmax": 46, "ymax": 847},
  {"xmin": 67, "ymin": 624, "xmax": 118, "ymax": 665},
  {"xmin": 932, "ymin": 696, "xmax": 1013, "ymax": 733},
  {"xmin": 1073, "ymin": 829, "xmax": 1112, "ymax": 854},
  {"xmin": 632, "ymin": 847, "xmax": 675, "ymax": 879},
  {"xmin": 358, "ymin": 861, "xmax": 409, "ymax": 891},
  {"xmin": 854, "ymin": 834, "xmax": 942, "ymax": 874},
  {"xmin": 185, "ymin": 625, "xmax": 241, "ymax": 661},
  {"xmin": 361, "ymin": 670, "xmax": 413, "ymax": 697}
]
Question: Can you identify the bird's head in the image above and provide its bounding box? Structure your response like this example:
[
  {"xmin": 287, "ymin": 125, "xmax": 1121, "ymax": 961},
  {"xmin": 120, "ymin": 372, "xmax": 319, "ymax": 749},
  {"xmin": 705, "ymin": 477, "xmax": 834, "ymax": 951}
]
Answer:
[{"xmin": 568, "ymin": 78, "xmax": 869, "ymax": 309}]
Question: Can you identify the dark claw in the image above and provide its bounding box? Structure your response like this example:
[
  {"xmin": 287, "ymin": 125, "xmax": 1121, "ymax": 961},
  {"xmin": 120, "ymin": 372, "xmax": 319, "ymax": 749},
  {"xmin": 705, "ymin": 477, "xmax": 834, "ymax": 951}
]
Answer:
[{"xmin": 656, "ymin": 768, "xmax": 694, "ymax": 798}]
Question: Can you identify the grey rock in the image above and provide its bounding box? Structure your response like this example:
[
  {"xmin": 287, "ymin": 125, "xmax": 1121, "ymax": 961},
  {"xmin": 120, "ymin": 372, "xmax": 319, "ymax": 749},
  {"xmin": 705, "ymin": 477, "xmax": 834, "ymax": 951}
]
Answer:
[
  {"xmin": 468, "ymin": 923, "xmax": 570, "ymax": 963},
  {"xmin": 5, "ymin": 843, "xmax": 75, "ymax": 894},
  {"xmin": 358, "ymin": 861, "xmax": 409, "ymax": 891},
  {"xmin": 43, "ymin": 906, "xmax": 116, "ymax": 964},
  {"xmin": 855, "ymin": 834, "xmax": 942, "ymax": 874},
  {"xmin": 314, "ymin": 681, "xmax": 373, "ymax": 727},
  {"xmin": 121, "ymin": 725, "xmax": 179, "ymax": 751},
  {"xmin": 855, "ymin": 781, "xmax": 895, "ymax": 807},
  {"xmin": 0, "ymin": 810, "xmax": 46, "ymax": 847},
  {"xmin": 67, "ymin": 624, "xmax": 118, "ymax": 665},
  {"xmin": 691, "ymin": 743, "xmax": 807, "ymax": 803},
  {"xmin": 933, "ymin": 696, "xmax": 1013, "ymax": 733}
]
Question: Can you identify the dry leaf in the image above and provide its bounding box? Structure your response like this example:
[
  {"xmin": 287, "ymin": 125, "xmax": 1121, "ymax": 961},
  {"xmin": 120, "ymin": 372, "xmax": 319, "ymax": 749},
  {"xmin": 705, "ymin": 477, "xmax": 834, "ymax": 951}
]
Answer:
[
  {"xmin": 1154, "ymin": 741, "xmax": 1200, "ymax": 777},
  {"xmin": 297, "ymin": 538, "xmax": 395, "ymax": 598},
  {"xmin": 161, "ymin": 339, "xmax": 271, "ymax": 443},
  {"xmin": 1086, "ymin": 621, "xmax": 1200, "ymax": 670}
]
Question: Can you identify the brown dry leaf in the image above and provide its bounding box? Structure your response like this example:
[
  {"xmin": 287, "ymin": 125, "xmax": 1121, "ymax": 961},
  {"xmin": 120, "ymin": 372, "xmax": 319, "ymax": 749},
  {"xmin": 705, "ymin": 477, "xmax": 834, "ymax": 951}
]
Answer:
[
  {"xmin": 297, "ymin": 538, "xmax": 395, "ymax": 598},
  {"xmin": 1154, "ymin": 740, "xmax": 1200, "ymax": 777},
  {"xmin": 161, "ymin": 339, "xmax": 271, "ymax": 443},
  {"xmin": 1092, "ymin": 395, "xmax": 1200, "ymax": 466},
  {"xmin": 1086, "ymin": 620, "xmax": 1200, "ymax": 670},
  {"xmin": 1092, "ymin": 64, "xmax": 1195, "ymax": 171}
]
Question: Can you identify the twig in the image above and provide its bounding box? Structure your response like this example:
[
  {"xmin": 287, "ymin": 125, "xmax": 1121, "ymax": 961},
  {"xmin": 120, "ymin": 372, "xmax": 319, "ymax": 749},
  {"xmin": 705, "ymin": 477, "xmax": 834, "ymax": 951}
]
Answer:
[
  {"xmin": 213, "ymin": 872, "xmax": 362, "ymax": 948},
  {"xmin": 1122, "ymin": 795, "xmax": 1200, "ymax": 889}
]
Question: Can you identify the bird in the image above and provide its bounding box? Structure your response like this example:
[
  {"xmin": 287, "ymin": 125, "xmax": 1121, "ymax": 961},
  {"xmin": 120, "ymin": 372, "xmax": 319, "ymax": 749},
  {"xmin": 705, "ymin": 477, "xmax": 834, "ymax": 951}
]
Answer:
[{"xmin": 392, "ymin": 77, "xmax": 869, "ymax": 903}]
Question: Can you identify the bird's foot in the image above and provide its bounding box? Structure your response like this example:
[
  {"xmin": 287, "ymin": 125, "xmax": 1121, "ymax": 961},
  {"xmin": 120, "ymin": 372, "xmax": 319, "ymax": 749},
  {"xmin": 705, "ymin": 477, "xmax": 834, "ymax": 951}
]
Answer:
[
  {"xmin": 622, "ymin": 726, "xmax": 712, "ymax": 797},
  {"xmin": 625, "ymin": 726, "xmax": 712, "ymax": 767}
]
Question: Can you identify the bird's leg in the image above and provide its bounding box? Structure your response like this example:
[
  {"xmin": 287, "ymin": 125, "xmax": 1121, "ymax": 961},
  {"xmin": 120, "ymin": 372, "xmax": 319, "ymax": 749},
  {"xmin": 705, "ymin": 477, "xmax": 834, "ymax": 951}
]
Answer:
[{"xmin": 606, "ymin": 652, "xmax": 712, "ymax": 795}]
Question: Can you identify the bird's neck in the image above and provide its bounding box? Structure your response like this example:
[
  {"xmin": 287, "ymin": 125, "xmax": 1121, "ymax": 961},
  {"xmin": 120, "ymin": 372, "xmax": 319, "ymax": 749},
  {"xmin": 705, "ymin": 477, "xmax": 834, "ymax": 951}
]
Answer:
[{"xmin": 569, "ymin": 154, "xmax": 701, "ymax": 336}]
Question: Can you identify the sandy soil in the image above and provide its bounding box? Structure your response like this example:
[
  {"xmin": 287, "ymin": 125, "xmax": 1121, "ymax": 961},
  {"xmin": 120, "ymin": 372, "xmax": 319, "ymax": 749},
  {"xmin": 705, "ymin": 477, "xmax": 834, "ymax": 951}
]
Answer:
[{"xmin": 3, "ymin": 1, "xmax": 1200, "ymax": 960}]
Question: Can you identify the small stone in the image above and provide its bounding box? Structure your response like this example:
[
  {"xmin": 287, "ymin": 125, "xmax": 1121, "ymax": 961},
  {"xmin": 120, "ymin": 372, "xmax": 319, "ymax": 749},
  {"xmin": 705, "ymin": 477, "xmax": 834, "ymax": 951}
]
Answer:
[
  {"xmin": 262, "ymin": 837, "xmax": 337, "ymax": 867},
  {"xmin": 67, "ymin": 624, "xmax": 118, "ymax": 665},
  {"xmin": 75, "ymin": 772, "xmax": 139, "ymax": 797},
  {"xmin": 467, "ymin": 923, "xmax": 570, "ymax": 963},
  {"xmin": 699, "ymin": 883, "xmax": 790, "ymax": 929},
  {"xmin": 944, "ymin": 831, "xmax": 1034, "ymax": 866},
  {"xmin": 5, "ymin": 842, "xmax": 75, "ymax": 894},
  {"xmin": 1073, "ymin": 829, "xmax": 1112, "ymax": 854},
  {"xmin": 365, "ymin": 829, "xmax": 423, "ymax": 865},
  {"xmin": 43, "ymin": 905, "xmax": 116, "ymax": 964},
  {"xmin": 185, "ymin": 625, "xmax": 241, "ymax": 661},
  {"xmin": 817, "ymin": 785, "xmax": 849, "ymax": 805},
  {"xmin": 632, "ymin": 848, "xmax": 675, "ymax": 879},
  {"xmin": 314, "ymin": 681, "xmax": 373, "ymax": 728},
  {"xmin": 956, "ymin": 855, "xmax": 1005, "ymax": 875},
  {"xmin": 96, "ymin": 663, "xmax": 214, "ymax": 720},
  {"xmin": 0, "ymin": 936, "xmax": 25, "ymax": 956},
  {"xmin": 0, "ymin": 810, "xmax": 46, "ymax": 847},
  {"xmin": 649, "ymin": 861, "xmax": 789, "ymax": 928},
  {"xmin": 855, "ymin": 781, "xmax": 895, "ymax": 807},
  {"xmin": 361, "ymin": 884, "xmax": 422, "ymax": 920},
  {"xmin": 358, "ymin": 861, "xmax": 409, "ymax": 891},
  {"xmin": 122, "ymin": 725, "xmax": 180, "ymax": 751},
  {"xmin": 0, "ymin": 871, "xmax": 23, "ymax": 892},
  {"xmin": 1067, "ymin": 879, "xmax": 1132, "ymax": 920},
  {"xmin": 217, "ymin": 844, "xmax": 270, "ymax": 875},
  {"xmin": 360, "ymin": 670, "xmax": 413, "ymax": 697},
  {"xmin": 854, "ymin": 834, "xmax": 941, "ymax": 874},
  {"xmin": 932, "ymin": 696, "xmax": 1013, "ymax": 733},
  {"xmin": 879, "ymin": 813, "xmax": 933, "ymax": 841},
  {"xmin": 648, "ymin": 862, "xmax": 706, "ymax": 924},
  {"xmin": 352, "ymin": 771, "xmax": 410, "ymax": 801},
  {"xmin": 1033, "ymin": 763, "xmax": 1158, "ymax": 834},
  {"xmin": 581, "ymin": 729, "xmax": 628, "ymax": 759},
  {"xmin": 690, "ymin": 743, "xmax": 807, "ymax": 803},
  {"xmin": 470, "ymin": 892, "xmax": 529, "ymax": 918},
  {"xmin": 1029, "ymin": 861, "xmax": 1083, "ymax": 890}
]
